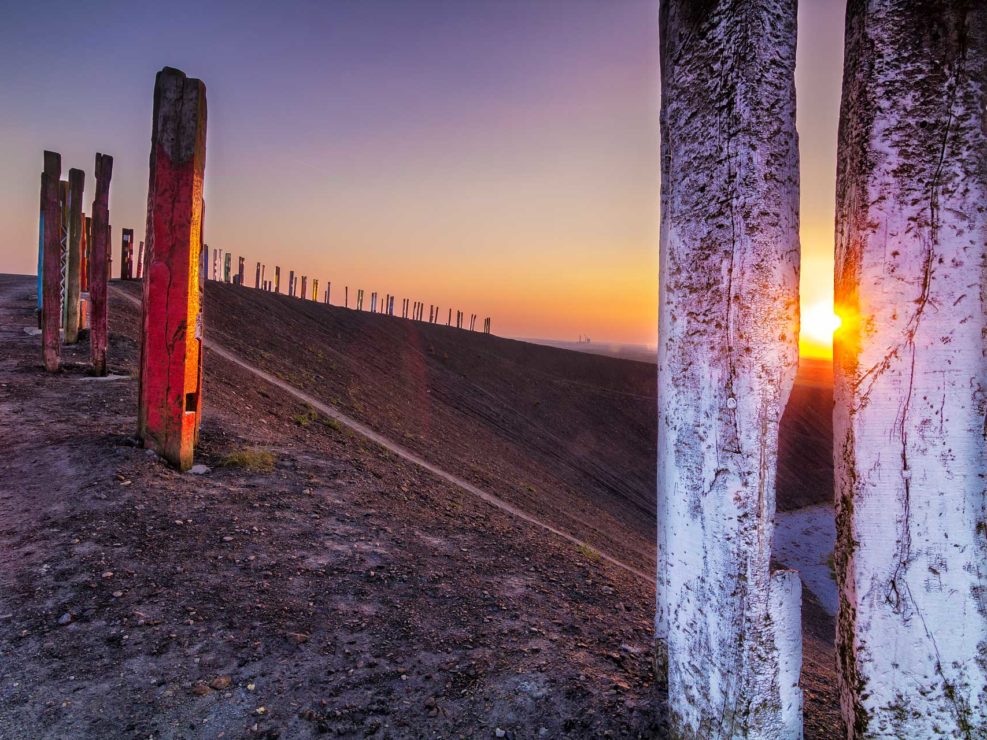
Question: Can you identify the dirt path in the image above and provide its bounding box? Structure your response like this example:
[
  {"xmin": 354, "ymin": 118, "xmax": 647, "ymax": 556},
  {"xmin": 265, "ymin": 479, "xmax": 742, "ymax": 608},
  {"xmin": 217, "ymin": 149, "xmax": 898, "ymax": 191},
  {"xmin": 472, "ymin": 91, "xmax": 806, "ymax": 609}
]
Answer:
[{"xmin": 111, "ymin": 286, "xmax": 653, "ymax": 584}]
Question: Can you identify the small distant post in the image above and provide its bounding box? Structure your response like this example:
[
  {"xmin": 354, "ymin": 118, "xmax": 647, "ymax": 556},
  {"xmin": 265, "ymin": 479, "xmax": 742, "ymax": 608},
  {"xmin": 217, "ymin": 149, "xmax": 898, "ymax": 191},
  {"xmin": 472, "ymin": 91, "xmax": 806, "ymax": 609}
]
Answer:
[
  {"xmin": 223, "ymin": 252, "xmax": 231, "ymax": 283},
  {"xmin": 289, "ymin": 270, "xmax": 295, "ymax": 297},
  {"xmin": 120, "ymin": 228, "xmax": 134, "ymax": 280},
  {"xmin": 41, "ymin": 152, "xmax": 62, "ymax": 372},
  {"xmin": 138, "ymin": 66, "xmax": 207, "ymax": 471},
  {"xmin": 63, "ymin": 169, "xmax": 85, "ymax": 344},
  {"xmin": 275, "ymin": 266, "xmax": 281, "ymax": 293},
  {"xmin": 90, "ymin": 154, "xmax": 112, "ymax": 374},
  {"xmin": 326, "ymin": 281, "xmax": 331, "ymax": 305},
  {"xmin": 301, "ymin": 275, "xmax": 308, "ymax": 300},
  {"xmin": 136, "ymin": 240, "xmax": 145, "ymax": 279},
  {"xmin": 345, "ymin": 286, "xmax": 349, "ymax": 308},
  {"xmin": 212, "ymin": 247, "xmax": 218, "ymax": 280},
  {"xmin": 255, "ymin": 261, "xmax": 261, "ymax": 288},
  {"xmin": 238, "ymin": 256, "xmax": 245, "ymax": 285},
  {"xmin": 447, "ymin": 308, "xmax": 452, "ymax": 326},
  {"xmin": 312, "ymin": 278, "xmax": 319, "ymax": 301}
]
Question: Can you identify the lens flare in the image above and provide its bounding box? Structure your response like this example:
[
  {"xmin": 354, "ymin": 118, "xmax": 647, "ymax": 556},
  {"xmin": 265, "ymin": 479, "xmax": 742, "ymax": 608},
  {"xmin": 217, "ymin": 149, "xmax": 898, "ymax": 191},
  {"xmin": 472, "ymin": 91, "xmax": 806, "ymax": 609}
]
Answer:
[{"xmin": 800, "ymin": 301, "xmax": 841, "ymax": 356}]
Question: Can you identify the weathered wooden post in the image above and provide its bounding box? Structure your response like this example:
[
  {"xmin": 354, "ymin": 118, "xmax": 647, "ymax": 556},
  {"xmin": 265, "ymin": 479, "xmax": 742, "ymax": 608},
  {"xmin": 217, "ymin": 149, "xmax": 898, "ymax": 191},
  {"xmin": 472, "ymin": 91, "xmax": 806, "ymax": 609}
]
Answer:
[
  {"xmin": 312, "ymin": 278, "xmax": 319, "ymax": 302},
  {"xmin": 301, "ymin": 276, "xmax": 308, "ymax": 300},
  {"xmin": 59, "ymin": 180, "xmax": 69, "ymax": 316},
  {"xmin": 41, "ymin": 152, "xmax": 62, "ymax": 372},
  {"xmin": 833, "ymin": 4, "xmax": 987, "ymax": 735},
  {"xmin": 656, "ymin": 2, "xmax": 802, "ymax": 737},
  {"xmin": 237, "ymin": 256, "xmax": 245, "ymax": 285},
  {"xmin": 345, "ymin": 285, "xmax": 349, "ymax": 307},
  {"xmin": 326, "ymin": 281, "xmax": 331, "ymax": 304},
  {"xmin": 137, "ymin": 67, "xmax": 207, "ymax": 472},
  {"xmin": 447, "ymin": 307, "xmax": 451, "ymax": 326},
  {"xmin": 274, "ymin": 266, "xmax": 281, "ymax": 293},
  {"xmin": 63, "ymin": 169, "xmax": 85, "ymax": 344},
  {"xmin": 90, "ymin": 153, "xmax": 112, "ymax": 376},
  {"xmin": 120, "ymin": 228, "xmax": 134, "ymax": 280},
  {"xmin": 36, "ymin": 177, "xmax": 44, "ymax": 325},
  {"xmin": 212, "ymin": 247, "xmax": 218, "ymax": 280},
  {"xmin": 136, "ymin": 240, "xmax": 145, "ymax": 279},
  {"xmin": 79, "ymin": 213, "xmax": 89, "ymax": 294},
  {"xmin": 223, "ymin": 252, "xmax": 231, "ymax": 283}
]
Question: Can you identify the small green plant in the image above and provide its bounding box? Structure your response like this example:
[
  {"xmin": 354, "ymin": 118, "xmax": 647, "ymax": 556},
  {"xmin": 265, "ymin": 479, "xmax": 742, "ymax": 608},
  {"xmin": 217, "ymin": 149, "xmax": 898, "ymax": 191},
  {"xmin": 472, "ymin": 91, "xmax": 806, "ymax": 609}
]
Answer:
[
  {"xmin": 222, "ymin": 448, "xmax": 276, "ymax": 473},
  {"xmin": 293, "ymin": 407, "xmax": 319, "ymax": 427},
  {"xmin": 577, "ymin": 543, "xmax": 601, "ymax": 562},
  {"xmin": 321, "ymin": 417, "xmax": 343, "ymax": 432}
]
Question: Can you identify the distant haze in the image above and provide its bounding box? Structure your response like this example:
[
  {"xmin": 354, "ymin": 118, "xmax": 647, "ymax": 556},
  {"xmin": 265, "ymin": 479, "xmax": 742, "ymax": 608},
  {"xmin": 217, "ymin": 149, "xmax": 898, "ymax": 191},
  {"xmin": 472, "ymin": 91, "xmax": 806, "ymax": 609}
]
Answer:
[{"xmin": 0, "ymin": 0, "xmax": 844, "ymax": 350}]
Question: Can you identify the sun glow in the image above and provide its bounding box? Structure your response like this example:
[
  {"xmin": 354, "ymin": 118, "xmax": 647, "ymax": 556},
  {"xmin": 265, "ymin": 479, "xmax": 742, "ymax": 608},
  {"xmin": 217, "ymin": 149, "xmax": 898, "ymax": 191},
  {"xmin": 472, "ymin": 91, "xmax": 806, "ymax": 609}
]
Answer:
[{"xmin": 800, "ymin": 301, "xmax": 841, "ymax": 357}]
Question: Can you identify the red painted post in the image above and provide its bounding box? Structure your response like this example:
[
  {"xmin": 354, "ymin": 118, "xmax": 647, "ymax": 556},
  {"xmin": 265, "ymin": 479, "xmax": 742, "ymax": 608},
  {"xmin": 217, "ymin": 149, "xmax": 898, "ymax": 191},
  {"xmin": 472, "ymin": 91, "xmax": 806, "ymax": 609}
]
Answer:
[
  {"xmin": 41, "ymin": 152, "xmax": 62, "ymax": 372},
  {"xmin": 80, "ymin": 214, "xmax": 89, "ymax": 293},
  {"xmin": 64, "ymin": 169, "xmax": 84, "ymax": 344},
  {"xmin": 138, "ymin": 67, "xmax": 207, "ymax": 471},
  {"xmin": 90, "ymin": 153, "xmax": 112, "ymax": 375},
  {"xmin": 121, "ymin": 228, "xmax": 134, "ymax": 279}
]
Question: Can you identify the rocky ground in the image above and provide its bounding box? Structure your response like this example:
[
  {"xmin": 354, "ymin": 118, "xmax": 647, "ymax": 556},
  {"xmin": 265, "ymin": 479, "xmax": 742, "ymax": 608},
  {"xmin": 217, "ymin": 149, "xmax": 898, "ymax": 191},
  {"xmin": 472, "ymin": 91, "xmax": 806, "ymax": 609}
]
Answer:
[{"xmin": 0, "ymin": 274, "xmax": 840, "ymax": 737}]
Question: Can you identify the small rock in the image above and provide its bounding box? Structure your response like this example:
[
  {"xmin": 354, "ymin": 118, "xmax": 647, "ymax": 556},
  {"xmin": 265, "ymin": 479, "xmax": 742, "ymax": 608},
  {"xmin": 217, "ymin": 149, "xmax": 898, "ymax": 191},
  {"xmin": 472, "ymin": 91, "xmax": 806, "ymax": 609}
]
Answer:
[
  {"xmin": 101, "ymin": 571, "xmax": 114, "ymax": 579},
  {"xmin": 222, "ymin": 536, "xmax": 234, "ymax": 542},
  {"xmin": 209, "ymin": 675, "xmax": 232, "ymax": 690},
  {"xmin": 495, "ymin": 729, "xmax": 507, "ymax": 738},
  {"xmin": 57, "ymin": 613, "xmax": 73, "ymax": 626},
  {"xmin": 191, "ymin": 681, "xmax": 211, "ymax": 696},
  {"xmin": 188, "ymin": 464, "xmax": 211, "ymax": 475},
  {"xmin": 112, "ymin": 591, "xmax": 123, "ymax": 598}
]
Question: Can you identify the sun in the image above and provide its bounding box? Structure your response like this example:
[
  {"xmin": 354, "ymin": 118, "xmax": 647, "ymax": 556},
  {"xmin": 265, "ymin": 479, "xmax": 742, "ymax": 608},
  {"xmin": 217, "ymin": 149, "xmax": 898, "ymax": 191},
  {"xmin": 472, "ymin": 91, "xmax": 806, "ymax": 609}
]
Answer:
[{"xmin": 800, "ymin": 301, "xmax": 841, "ymax": 357}]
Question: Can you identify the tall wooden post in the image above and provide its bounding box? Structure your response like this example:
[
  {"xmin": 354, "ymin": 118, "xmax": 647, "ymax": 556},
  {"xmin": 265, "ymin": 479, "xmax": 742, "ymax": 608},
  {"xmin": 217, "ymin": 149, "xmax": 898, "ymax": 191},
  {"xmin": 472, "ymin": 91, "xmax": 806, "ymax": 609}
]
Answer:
[
  {"xmin": 79, "ymin": 214, "xmax": 89, "ymax": 294},
  {"xmin": 275, "ymin": 266, "xmax": 281, "ymax": 293},
  {"xmin": 223, "ymin": 252, "xmax": 231, "ymax": 283},
  {"xmin": 657, "ymin": 2, "xmax": 802, "ymax": 736},
  {"xmin": 41, "ymin": 152, "xmax": 62, "ymax": 372},
  {"xmin": 120, "ymin": 228, "xmax": 134, "ymax": 279},
  {"xmin": 138, "ymin": 67, "xmax": 207, "ymax": 472},
  {"xmin": 345, "ymin": 286, "xmax": 348, "ymax": 307},
  {"xmin": 289, "ymin": 270, "xmax": 295, "ymax": 297},
  {"xmin": 312, "ymin": 278, "xmax": 319, "ymax": 302},
  {"xmin": 59, "ymin": 180, "xmax": 69, "ymax": 321},
  {"xmin": 326, "ymin": 281, "xmax": 331, "ymax": 304},
  {"xmin": 447, "ymin": 308, "xmax": 451, "ymax": 326},
  {"xmin": 237, "ymin": 256, "xmax": 244, "ymax": 285},
  {"xmin": 255, "ymin": 261, "xmax": 261, "ymax": 288},
  {"xmin": 301, "ymin": 276, "xmax": 307, "ymax": 300},
  {"xmin": 834, "ymin": 4, "xmax": 987, "ymax": 735},
  {"xmin": 63, "ymin": 169, "xmax": 85, "ymax": 344},
  {"xmin": 36, "ymin": 179, "xmax": 44, "ymax": 325},
  {"xmin": 90, "ymin": 153, "xmax": 112, "ymax": 376}
]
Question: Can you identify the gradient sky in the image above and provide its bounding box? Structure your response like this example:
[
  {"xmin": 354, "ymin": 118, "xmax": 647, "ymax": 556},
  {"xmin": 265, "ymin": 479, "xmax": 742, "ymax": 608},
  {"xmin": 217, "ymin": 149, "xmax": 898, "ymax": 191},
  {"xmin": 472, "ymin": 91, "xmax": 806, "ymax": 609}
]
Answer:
[{"xmin": 0, "ymin": 0, "xmax": 845, "ymax": 352}]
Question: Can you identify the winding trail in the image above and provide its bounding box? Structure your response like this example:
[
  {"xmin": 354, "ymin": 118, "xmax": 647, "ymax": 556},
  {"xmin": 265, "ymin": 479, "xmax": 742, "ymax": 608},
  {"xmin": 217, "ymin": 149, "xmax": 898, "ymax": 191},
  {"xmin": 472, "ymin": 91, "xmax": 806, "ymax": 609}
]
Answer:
[{"xmin": 111, "ymin": 285, "xmax": 653, "ymax": 585}]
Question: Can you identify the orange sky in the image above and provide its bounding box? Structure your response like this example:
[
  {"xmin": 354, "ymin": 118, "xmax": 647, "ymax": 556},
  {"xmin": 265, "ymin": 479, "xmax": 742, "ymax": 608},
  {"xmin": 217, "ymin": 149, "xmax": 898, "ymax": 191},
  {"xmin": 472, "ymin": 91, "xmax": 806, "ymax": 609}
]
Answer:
[{"xmin": 0, "ymin": 0, "xmax": 846, "ymax": 354}]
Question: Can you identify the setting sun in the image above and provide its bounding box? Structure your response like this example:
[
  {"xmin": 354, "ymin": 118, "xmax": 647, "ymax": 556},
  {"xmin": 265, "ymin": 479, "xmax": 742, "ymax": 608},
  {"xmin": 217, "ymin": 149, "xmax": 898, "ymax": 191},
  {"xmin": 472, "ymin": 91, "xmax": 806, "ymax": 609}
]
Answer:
[{"xmin": 800, "ymin": 301, "xmax": 841, "ymax": 357}]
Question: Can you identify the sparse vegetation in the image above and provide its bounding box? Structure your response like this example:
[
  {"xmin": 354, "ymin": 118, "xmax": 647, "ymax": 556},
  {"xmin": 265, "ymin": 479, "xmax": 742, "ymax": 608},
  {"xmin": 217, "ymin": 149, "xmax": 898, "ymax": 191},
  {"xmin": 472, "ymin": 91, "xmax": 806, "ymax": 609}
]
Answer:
[
  {"xmin": 576, "ymin": 543, "xmax": 601, "ymax": 562},
  {"xmin": 222, "ymin": 447, "xmax": 276, "ymax": 472}
]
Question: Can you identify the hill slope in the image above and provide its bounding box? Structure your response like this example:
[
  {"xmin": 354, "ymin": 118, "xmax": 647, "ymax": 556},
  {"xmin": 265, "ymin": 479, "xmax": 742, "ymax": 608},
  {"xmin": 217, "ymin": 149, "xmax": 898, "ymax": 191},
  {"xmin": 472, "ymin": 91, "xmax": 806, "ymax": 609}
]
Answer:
[{"xmin": 0, "ymin": 274, "xmax": 839, "ymax": 737}]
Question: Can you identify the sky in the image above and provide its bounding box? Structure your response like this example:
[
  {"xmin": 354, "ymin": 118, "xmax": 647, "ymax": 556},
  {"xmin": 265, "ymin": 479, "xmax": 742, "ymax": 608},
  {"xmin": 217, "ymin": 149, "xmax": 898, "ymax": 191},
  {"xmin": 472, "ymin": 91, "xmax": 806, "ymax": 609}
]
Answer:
[{"xmin": 0, "ymin": 0, "xmax": 845, "ymax": 354}]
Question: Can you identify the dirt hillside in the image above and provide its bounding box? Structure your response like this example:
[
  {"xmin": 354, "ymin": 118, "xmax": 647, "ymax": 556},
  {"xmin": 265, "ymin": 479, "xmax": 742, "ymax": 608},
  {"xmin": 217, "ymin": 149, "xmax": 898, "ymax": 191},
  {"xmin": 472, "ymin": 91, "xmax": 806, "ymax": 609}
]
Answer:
[{"xmin": 0, "ymin": 274, "xmax": 839, "ymax": 737}]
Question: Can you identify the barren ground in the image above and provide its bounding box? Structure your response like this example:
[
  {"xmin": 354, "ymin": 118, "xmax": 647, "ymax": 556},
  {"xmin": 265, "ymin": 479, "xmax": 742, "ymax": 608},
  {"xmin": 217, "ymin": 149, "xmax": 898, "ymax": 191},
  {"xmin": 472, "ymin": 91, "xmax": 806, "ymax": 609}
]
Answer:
[{"xmin": 0, "ymin": 274, "xmax": 840, "ymax": 738}]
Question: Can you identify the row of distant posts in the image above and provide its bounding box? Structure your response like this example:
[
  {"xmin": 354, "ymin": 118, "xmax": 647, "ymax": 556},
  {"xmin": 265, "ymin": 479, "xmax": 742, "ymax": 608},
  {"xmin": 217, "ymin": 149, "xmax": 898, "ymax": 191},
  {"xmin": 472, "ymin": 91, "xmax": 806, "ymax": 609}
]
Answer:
[
  {"xmin": 202, "ymin": 250, "xmax": 492, "ymax": 334},
  {"xmin": 38, "ymin": 66, "xmax": 490, "ymax": 473}
]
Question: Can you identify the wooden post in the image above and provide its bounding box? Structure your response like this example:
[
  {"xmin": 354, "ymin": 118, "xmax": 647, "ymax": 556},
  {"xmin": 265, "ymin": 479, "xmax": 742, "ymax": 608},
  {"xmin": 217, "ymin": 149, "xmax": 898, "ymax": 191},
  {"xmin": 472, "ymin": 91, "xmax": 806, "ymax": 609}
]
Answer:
[
  {"xmin": 237, "ymin": 256, "xmax": 244, "ymax": 285},
  {"xmin": 326, "ymin": 281, "xmax": 331, "ymax": 305},
  {"xmin": 345, "ymin": 285, "xmax": 348, "ymax": 307},
  {"xmin": 136, "ymin": 239, "xmax": 144, "ymax": 279},
  {"xmin": 312, "ymin": 278, "xmax": 319, "ymax": 302},
  {"xmin": 301, "ymin": 276, "xmax": 307, "ymax": 300},
  {"xmin": 447, "ymin": 308, "xmax": 451, "ymax": 326},
  {"xmin": 41, "ymin": 152, "xmax": 62, "ymax": 372},
  {"xmin": 289, "ymin": 270, "xmax": 295, "ymax": 297},
  {"xmin": 223, "ymin": 252, "xmax": 231, "ymax": 283},
  {"xmin": 63, "ymin": 169, "xmax": 85, "ymax": 344},
  {"xmin": 138, "ymin": 67, "xmax": 207, "ymax": 471},
  {"xmin": 120, "ymin": 228, "xmax": 134, "ymax": 280},
  {"xmin": 656, "ymin": 3, "xmax": 802, "ymax": 736},
  {"xmin": 275, "ymin": 266, "xmax": 280, "ymax": 293},
  {"xmin": 36, "ymin": 177, "xmax": 44, "ymax": 325},
  {"xmin": 834, "ymin": 4, "xmax": 987, "ymax": 734},
  {"xmin": 79, "ymin": 213, "xmax": 89, "ymax": 293},
  {"xmin": 90, "ymin": 154, "xmax": 112, "ymax": 375},
  {"xmin": 59, "ymin": 180, "xmax": 68, "ymax": 322}
]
